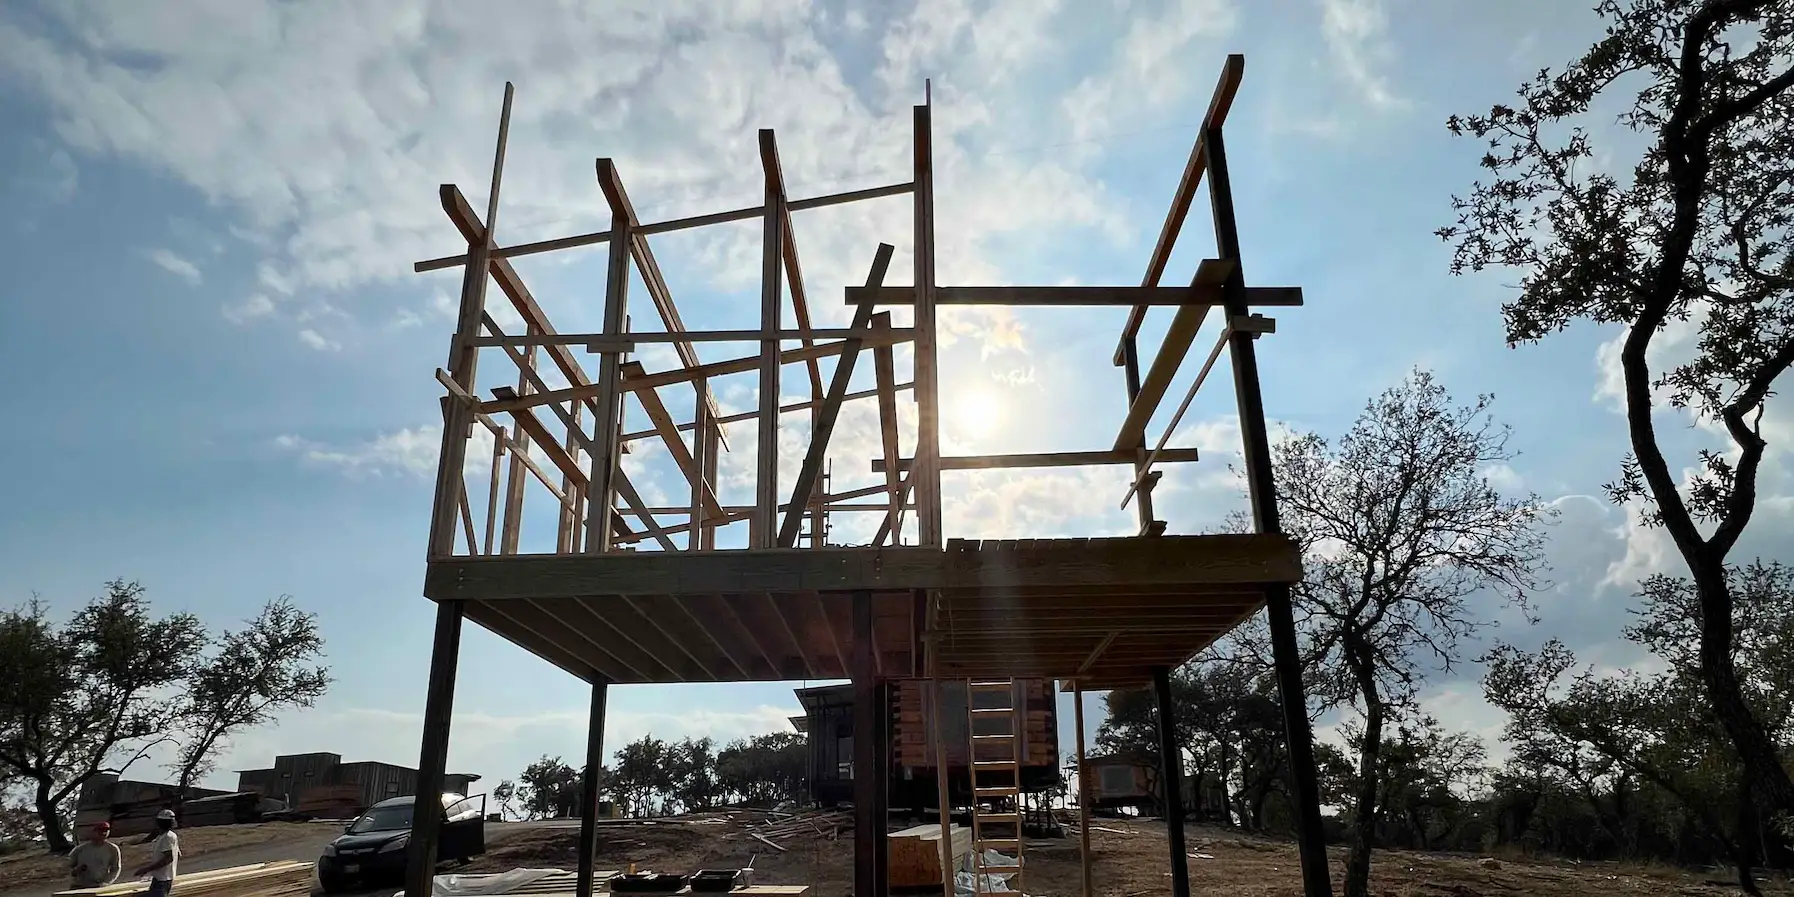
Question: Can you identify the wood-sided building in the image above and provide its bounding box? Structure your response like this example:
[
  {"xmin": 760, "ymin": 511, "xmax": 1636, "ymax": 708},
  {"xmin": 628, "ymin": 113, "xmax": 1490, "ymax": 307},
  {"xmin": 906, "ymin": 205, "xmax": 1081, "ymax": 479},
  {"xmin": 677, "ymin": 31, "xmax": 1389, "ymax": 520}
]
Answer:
[{"xmin": 795, "ymin": 681, "xmax": 1060, "ymax": 809}]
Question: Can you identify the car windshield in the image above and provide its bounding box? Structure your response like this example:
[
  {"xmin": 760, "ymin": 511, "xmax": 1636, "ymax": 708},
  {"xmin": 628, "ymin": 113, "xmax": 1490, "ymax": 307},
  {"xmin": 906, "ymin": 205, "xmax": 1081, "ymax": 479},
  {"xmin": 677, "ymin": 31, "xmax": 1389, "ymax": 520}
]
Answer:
[{"xmin": 347, "ymin": 805, "xmax": 413, "ymax": 834}]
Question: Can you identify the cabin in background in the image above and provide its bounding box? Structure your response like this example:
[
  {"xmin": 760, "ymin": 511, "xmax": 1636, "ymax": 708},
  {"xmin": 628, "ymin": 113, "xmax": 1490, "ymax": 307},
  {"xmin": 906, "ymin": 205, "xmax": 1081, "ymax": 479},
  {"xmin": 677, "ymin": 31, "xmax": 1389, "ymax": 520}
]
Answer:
[{"xmin": 794, "ymin": 680, "xmax": 1061, "ymax": 811}]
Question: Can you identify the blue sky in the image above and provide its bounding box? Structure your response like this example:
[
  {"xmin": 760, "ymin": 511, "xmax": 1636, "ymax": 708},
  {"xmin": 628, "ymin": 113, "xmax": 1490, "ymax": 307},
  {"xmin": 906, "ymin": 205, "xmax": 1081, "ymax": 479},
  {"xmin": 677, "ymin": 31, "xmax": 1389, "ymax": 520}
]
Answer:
[{"xmin": 2, "ymin": 0, "xmax": 1790, "ymax": 793}]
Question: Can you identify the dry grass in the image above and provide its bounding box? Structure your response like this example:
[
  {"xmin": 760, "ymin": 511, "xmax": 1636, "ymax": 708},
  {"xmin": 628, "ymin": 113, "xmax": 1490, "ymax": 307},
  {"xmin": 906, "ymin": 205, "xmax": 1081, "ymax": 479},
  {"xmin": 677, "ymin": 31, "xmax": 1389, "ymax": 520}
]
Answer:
[{"xmin": 0, "ymin": 823, "xmax": 325, "ymax": 892}]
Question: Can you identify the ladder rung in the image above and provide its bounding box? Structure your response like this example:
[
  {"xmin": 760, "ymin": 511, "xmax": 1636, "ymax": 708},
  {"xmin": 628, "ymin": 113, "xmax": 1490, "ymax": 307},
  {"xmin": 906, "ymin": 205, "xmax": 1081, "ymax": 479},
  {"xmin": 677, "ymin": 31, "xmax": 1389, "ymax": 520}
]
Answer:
[
  {"xmin": 971, "ymin": 760, "xmax": 1016, "ymax": 767},
  {"xmin": 971, "ymin": 734, "xmax": 1015, "ymax": 740},
  {"xmin": 969, "ymin": 680, "xmax": 1013, "ymax": 688},
  {"xmin": 976, "ymin": 838, "xmax": 1020, "ymax": 847},
  {"xmin": 970, "ymin": 707, "xmax": 1015, "ymax": 715},
  {"xmin": 976, "ymin": 812, "xmax": 1020, "ymax": 822},
  {"xmin": 974, "ymin": 786, "xmax": 1019, "ymax": 796}
]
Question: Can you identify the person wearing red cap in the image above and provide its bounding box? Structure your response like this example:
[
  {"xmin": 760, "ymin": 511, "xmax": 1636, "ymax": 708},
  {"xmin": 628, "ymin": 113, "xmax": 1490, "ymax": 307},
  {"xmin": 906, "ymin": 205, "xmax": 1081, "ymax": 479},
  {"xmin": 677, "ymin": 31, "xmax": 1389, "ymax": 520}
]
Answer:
[{"xmin": 68, "ymin": 821, "xmax": 121, "ymax": 889}]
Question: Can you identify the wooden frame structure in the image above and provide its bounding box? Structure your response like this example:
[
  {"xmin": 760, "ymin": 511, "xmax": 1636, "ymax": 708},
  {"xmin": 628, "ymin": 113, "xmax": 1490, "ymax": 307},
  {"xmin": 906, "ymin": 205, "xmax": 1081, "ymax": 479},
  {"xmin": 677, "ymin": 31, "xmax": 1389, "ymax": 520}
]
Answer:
[{"xmin": 403, "ymin": 56, "xmax": 1331, "ymax": 897}]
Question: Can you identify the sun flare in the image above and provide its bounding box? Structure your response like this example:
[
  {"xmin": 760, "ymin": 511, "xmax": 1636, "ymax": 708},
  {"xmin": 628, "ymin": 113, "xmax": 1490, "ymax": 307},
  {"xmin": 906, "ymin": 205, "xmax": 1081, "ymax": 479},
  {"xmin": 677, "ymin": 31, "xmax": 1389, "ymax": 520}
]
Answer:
[{"xmin": 949, "ymin": 388, "xmax": 1004, "ymax": 441}]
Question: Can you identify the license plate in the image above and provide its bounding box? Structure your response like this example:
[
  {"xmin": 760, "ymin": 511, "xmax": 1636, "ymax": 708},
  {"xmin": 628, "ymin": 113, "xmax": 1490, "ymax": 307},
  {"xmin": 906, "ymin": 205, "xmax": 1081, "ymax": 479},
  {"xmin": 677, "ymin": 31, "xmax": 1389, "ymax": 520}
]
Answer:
[{"xmin": 343, "ymin": 865, "xmax": 360, "ymax": 875}]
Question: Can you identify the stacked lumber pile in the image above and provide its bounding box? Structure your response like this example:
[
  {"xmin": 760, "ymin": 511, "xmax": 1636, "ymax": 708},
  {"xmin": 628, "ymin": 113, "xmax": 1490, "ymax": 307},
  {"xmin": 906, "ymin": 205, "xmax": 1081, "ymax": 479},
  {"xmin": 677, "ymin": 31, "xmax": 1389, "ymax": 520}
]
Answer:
[
  {"xmin": 887, "ymin": 823, "xmax": 971, "ymax": 889},
  {"xmin": 55, "ymin": 861, "xmax": 314, "ymax": 897},
  {"xmin": 729, "ymin": 809, "xmax": 851, "ymax": 852}
]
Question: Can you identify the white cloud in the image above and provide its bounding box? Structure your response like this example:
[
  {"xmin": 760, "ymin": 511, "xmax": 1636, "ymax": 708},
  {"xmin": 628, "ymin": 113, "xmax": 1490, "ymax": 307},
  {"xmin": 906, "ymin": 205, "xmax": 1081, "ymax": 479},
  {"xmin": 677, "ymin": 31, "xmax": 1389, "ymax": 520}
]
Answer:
[
  {"xmin": 44, "ymin": 148, "xmax": 78, "ymax": 202},
  {"xmin": 224, "ymin": 293, "xmax": 275, "ymax": 324},
  {"xmin": 1061, "ymin": 0, "xmax": 1238, "ymax": 145},
  {"xmin": 144, "ymin": 247, "xmax": 202, "ymax": 284},
  {"xmin": 296, "ymin": 328, "xmax": 340, "ymax": 352},
  {"xmin": 276, "ymin": 427, "xmax": 441, "ymax": 478},
  {"xmin": 1316, "ymin": 0, "xmax": 1404, "ymax": 109},
  {"xmin": 0, "ymin": 0, "xmax": 1129, "ymax": 359}
]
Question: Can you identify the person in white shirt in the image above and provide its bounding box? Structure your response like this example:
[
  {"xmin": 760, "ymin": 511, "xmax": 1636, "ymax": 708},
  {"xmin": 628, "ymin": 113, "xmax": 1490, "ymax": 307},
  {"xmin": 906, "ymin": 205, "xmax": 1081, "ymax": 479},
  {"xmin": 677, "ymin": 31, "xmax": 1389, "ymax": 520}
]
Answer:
[
  {"xmin": 68, "ymin": 821, "xmax": 121, "ymax": 889},
  {"xmin": 132, "ymin": 809, "xmax": 179, "ymax": 897}
]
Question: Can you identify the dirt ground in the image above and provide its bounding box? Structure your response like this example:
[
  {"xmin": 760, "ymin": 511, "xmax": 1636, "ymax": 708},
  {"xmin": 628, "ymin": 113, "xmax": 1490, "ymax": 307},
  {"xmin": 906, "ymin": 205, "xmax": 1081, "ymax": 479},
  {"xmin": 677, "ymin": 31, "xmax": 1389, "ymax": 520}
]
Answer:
[
  {"xmin": 8, "ymin": 816, "xmax": 1788, "ymax": 897},
  {"xmin": 0, "ymin": 822, "xmax": 333, "ymax": 893},
  {"xmin": 469, "ymin": 813, "xmax": 1794, "ymax": 897}
]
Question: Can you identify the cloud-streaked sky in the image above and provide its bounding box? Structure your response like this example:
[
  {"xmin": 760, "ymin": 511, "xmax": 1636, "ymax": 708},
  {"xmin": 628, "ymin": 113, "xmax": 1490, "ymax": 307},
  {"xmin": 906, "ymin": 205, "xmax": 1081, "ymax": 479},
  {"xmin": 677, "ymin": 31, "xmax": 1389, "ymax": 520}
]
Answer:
[{"xmin": 2, "ymin": 0, "xmax": 1789, "ymax": 790}]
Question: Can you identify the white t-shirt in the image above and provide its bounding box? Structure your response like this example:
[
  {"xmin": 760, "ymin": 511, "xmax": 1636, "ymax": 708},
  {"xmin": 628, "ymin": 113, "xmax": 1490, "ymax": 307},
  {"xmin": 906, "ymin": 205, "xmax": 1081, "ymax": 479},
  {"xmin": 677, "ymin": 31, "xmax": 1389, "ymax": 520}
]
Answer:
[{"xmin": 150, "ymin": 831, "xmax": 179, "ymax": 881}]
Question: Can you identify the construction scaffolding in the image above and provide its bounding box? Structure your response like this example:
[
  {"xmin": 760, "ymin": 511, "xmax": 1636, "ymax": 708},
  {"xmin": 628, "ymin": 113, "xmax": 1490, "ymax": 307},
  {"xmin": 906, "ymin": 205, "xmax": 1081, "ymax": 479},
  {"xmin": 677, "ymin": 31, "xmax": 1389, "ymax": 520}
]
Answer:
[{"xmin": 403, "ymin": 55, "xmax": 1330, "ymax": 897}]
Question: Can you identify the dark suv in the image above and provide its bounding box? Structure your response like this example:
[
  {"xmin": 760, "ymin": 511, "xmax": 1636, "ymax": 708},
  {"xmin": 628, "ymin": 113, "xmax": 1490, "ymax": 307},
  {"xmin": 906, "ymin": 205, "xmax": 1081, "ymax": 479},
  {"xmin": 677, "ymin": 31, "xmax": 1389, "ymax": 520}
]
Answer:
[{"xmin": 317, "ymin": 793, "xmax": 486, "ymax": 892}]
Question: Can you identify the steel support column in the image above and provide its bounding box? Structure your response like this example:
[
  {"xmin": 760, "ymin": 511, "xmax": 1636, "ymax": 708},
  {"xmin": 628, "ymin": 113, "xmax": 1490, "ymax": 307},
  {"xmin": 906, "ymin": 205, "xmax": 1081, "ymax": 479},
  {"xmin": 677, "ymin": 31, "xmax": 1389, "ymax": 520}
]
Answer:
[
  {"xmin": 1207, "ymin": 122, "xmax": 1332, "ymax": 897},
  {"xmin": 1153, "ymin": 666, "xmax": 1190, "ymax": 897},
  {"xmin": 576, "ymin": 677, "xmax": 610, "ymax": 897},
  {"xmin": 852, "ymin": 590, "xmax": 879, "ymax": 897},
  {"xmin": 404, "ymin": 601, "xmax": 464, "ymax": 897}
]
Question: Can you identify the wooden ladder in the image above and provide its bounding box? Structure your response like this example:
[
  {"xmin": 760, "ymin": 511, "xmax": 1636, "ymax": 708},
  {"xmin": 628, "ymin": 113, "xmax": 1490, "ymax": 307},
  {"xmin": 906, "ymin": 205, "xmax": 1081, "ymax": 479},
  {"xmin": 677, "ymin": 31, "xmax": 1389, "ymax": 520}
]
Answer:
[{"xmin": 966, "ymin": 679, "xmax": 1024, "ymax": 896}]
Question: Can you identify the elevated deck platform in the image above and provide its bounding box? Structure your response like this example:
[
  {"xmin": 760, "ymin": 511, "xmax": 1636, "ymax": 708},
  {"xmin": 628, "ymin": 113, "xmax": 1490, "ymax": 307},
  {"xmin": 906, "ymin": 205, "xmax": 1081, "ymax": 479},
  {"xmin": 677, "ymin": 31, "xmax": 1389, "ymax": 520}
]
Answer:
[{"xmin": 425, "ymin": 534, "xmax": 1300, "ymax": 688}]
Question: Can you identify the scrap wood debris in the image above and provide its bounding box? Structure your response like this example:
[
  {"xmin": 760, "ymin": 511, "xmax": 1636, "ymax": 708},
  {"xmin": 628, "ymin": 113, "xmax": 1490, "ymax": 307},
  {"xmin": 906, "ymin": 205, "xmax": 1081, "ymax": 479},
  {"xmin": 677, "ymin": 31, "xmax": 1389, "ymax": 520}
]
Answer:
[{"xmin": 725, "ymin": 809, "xmax": 852, "ymax": 851}]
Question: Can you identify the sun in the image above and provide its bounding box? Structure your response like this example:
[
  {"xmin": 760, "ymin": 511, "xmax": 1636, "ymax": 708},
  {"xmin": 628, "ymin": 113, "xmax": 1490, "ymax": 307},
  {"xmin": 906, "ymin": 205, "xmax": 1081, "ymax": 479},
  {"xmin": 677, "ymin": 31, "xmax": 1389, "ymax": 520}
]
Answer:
[{"xmin": 948, "ymin": 388, "xmax": 1004, "ymax": 441}]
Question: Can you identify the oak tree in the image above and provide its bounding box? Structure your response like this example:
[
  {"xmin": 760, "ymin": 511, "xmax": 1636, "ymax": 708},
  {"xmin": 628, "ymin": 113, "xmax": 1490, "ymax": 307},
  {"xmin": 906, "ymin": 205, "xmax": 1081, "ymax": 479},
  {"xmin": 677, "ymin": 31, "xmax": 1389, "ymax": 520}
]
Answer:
[{"xmin": 1441, "ymin": 0, "xmax": 1794, "ymax": 822}]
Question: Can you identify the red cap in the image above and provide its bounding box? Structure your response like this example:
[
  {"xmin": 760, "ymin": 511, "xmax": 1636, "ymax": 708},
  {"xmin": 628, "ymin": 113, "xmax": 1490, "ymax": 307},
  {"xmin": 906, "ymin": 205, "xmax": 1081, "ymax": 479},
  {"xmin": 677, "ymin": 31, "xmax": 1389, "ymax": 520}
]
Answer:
[{"xmin": 93, "ymin": 822, "xmax": 111, "ymax": 832}]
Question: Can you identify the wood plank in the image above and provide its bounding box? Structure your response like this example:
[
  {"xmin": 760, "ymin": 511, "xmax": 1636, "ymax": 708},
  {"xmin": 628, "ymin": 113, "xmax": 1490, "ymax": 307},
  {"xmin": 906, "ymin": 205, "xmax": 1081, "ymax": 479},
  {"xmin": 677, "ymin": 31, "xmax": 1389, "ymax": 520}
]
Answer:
[
  {"xmin": 480, "ymin": 332, "xmax": 912, "ymax": 416},
  {"xmin": 465, "ymin": 600, "xmax": 608, "ymax": 683},
  {"xmin": 619, "ymin": 381, "xmax": 914, "ymax": 442},
  {"xmin": 756, "ymin": 130, "xmax": 787, "ymax": 548},
  {"xmin": 846, "ymin": 282, "xmax": 1300, "ymax": 307},
  {"xmin": 423, "ymin": 534, "xmax": 1303, "ymax": 600},
  {"xmin": 778, "ymin": 245, "xmax": 894, "ymax": 547},
  {"xmin": 620, "ymin": 363, "xmax": 726, "ymax": 520},
  {"xmin": 470, "ymin": 326, "xmax": 907, "ymax": 348},
  {"xmin": 1112, "ymin": 291, "xmax": 1211, "ymax": 452},
  {"xmin": 874, "ymin": 448, "xmax": 1198, "ymax": 472},
  {"xmin": 414, "ymin": 180, "xmax": 914, "ymax": 272},
  {"xmin": 1114, "ymin": 54, "xmax": 1245, "ymax": 364},
  {"xmin": 871, "ymin": 308, "xmax": 906, "ymax": 546},
  {"xmin": 912, "ymin": 103, "xmax": 942, "ymax": 547}
]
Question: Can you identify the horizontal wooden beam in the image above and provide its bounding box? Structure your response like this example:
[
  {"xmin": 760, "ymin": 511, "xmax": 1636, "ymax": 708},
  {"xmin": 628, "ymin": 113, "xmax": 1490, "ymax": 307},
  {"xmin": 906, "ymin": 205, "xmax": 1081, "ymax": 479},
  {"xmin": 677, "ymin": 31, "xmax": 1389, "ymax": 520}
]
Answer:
[
  {"xmin": 846, "ymin": 283, "xmax": 1299, "ymax": 308},
  {"xmin": 872, "ymin": 448, "xmax": 1199, "ymax": 473},
  {"xmin": 619, "ymin": 382, "xmax": 914, "ymax": 443},
  {"xmin": 422, "ymin": 534, "xmax": 1302, "ymax": 601},
  {"xmin": 415, "ymin": 181, "xmax": 916, "ymax": 272},
  {"xmin": 469, "ymin": 327, "xmax": 915, "ymax": 350},
  {"xmin": 480, "ymin": 331, "xmax": 914, "ymax": 415}
]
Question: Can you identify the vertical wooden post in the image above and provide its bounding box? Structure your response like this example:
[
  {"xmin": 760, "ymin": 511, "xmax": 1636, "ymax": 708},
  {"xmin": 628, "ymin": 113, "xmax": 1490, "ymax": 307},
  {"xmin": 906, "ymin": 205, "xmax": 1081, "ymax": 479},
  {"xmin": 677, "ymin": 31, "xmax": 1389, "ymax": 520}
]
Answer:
[
  {"xmin": 1153, "ymin": 667, "xmax": 1190, "ymax": 897},
  {"xmin": 852, "ymin": 590, "xmax": 878, "ymax": 897},
  {"xmin": 586, "ymin": 161, "xmax": 634, "ymax": 553},
  {"xmin": 912, "ymin": 103, "xmax": 942, "ymax": 547},
  {"xmin": 500, "ymin": 331, "xmax": 537, "ymax": 554},
  {"xmin": 873, "ymin": 680, "xmax": 891, "ymax": 897},
  {"xmin": 754, "ymin": 133, "xmax": 787, "ymax": 549},
  {"xmin": 1207, "ymin": 124, "xmax": 1332, "ymax": 897},
  {"xmin": 404, "ymin": 601, "xmax": 464, "ymax": 897},
  {"xmin": 1073, "ymin": 680, "xmax": 1093, "ymax": 897},
  {"xmin": 701, "ymin": 421, "xmax": 721, "ymax": 550},
  {"xmin": 690, "ymin": 377, "xmax": 710, "ymax": 552},
  {"xmin": 931, "ymin": 679, "xmax": 955, "ymax": 897},
  {"xmin": 576, "ymin": 678, "xmax": 610, "ymax": 897},
  {"xmin": 1120, "ymin": 340, "xmax": 1159, "ymax": 533},
  {"xmin": 559, "ymin": 403, "xmax": 584, "ymax": 554},
  {"xmin": 429, "ymin": 84, "xmax": 514, "ymax": 560}
]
